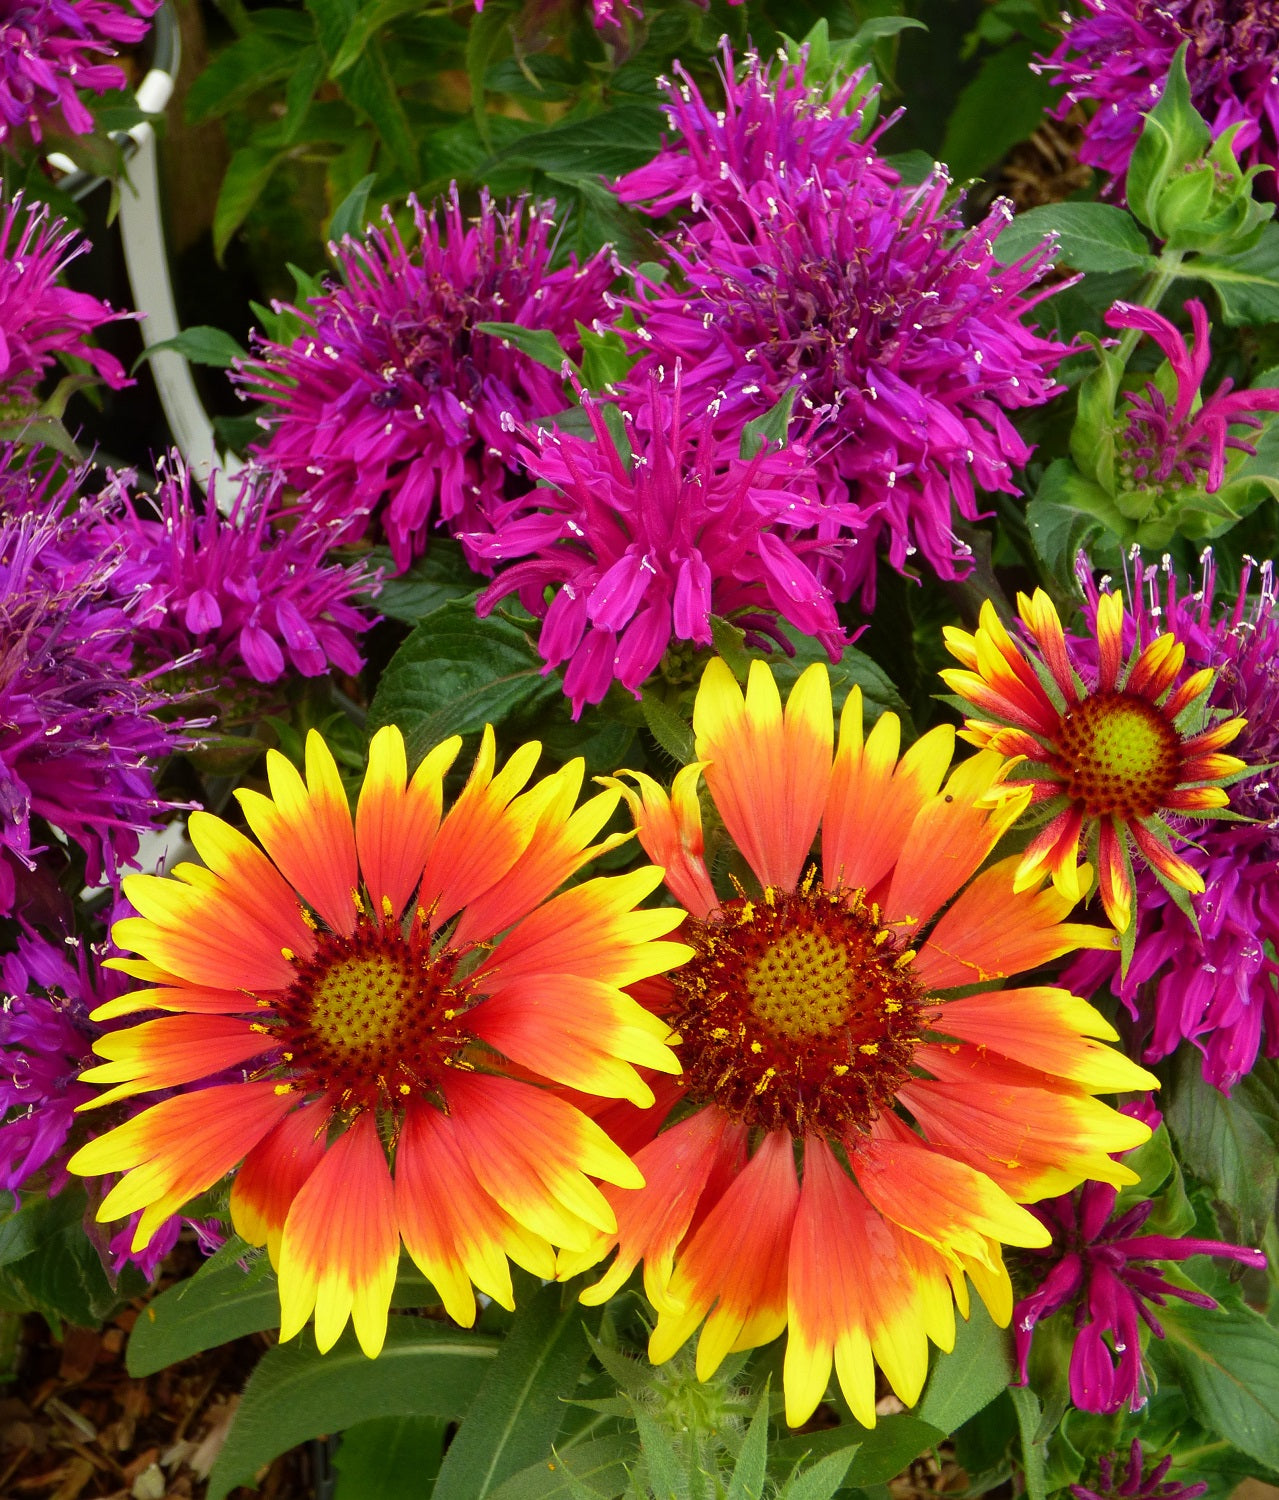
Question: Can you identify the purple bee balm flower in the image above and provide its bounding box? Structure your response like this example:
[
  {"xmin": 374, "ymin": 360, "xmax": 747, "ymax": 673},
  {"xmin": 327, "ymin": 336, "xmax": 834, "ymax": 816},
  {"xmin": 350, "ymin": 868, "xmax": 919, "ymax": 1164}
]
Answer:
[
  {"xmin": 1105, "ymin": 299, "xmax": 1279, "ymax": 500},
  {"xmin": 0, "ymin": 451, "xmax": 188, "ymax": 910},
  {"xmin": 0, "ymin": 0, "xmax": 158, "ymax": 144},
  {"xmin": 0, "ymin": 194, "xmax": 130, "ymax": 411},
  {"xmin": 1071, "ymin": 1440, "xmax": 1208, "ymax": 1500},
  {"xmin": 613, "ymin": 40, "xmax": 898, "ymax": 225},
  {"xmin": 1066, "ymin": 549, "xmax": 1279, "ymax": 1090},
  {"xmin": 466, "ymin": 371, "xmax": 852, "ymax": 716},
  {"xmin": 102, "ymin": 456, "xmax": 379, "ymax": 688},
  {"xmin": 1042, "ymin": 0, "xmax": 1279, "ymax": 199},
  {"xmin": 1015, "ymin": 1105, "xmax": 1265, "ymax": 1412},
  {"xmin": 242, "ymin": 187, "xmax": 617, "ymax": 574}
]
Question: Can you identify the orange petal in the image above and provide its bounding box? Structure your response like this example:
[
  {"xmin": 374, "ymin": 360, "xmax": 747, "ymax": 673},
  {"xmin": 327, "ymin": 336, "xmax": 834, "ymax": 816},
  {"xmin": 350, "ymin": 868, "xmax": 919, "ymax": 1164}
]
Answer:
[
  {"xmin": 694, "ymin": 658, "xmax": 833, "ymax": 892},
  {"xmin": 649, "ymin": 1129, "xmax": 799, "ymax": 1379},
  {"xmin": 277, "ymin": 1113, "xmax": 400, "ymax": 1356},
  {"xmin": 237, "ymin": 732, "xmax": 359, "ymax": 936},
  {"xmin": 1014, "ymin": 805, "xmax": 1085, "ymax": 903},
  {"xmin": 231, "ymin": 1098, "xmax": 330, "ymax": 1265},
  {"xmin": 69, "ymin": 1081, "xmax": 295, "ymax": 1250},
  {"xmin": 609, "ymin": 766, "xmax": 719, "ymax": 920},
  {"xmin": 822, "ymin": 691, "xmax": 953, "ymax": 896},
  {"xmin": 396, "ymin": 1100, "xmax": 555, "ymax": 1328},
  {"xmin": 1162, "ymin": 667, "xmax": 1215, "ymax": 720},
  {"xmin": 1097, "ymin": 820, "xmax": 1135, "ymax": 931},
  {"xmin": 915, "ymin": 855, "xmax": 1115, "ymax": 991},
  {"xmin": 1128, "ymin": 820, "xmax": 1204, "ymax": 895},
  {"xmin": 91, "ymin": 982, "xmax": 259, "ymax": 1022},
  {"xmin": 1094, "ymin": 592, "xmax": 1125, "ymax": 694},
  {"xmin": 1017, "ymin": 591, "xmax": 1079, "ymax": 704},
  {"xmin": 1126, "ymin": 632, "xmax": 1184, "ymax": 701},
  {"xmin": 355, "ymin": 726, "xmax": 460, "ymax": 921},
  {"xmin": 185, "ymin": 812, "xmax": 316, "ymax": 957},
  {"xmin": 77, "ymin": 1015, "xmax": 274, "ymax": 1109}
]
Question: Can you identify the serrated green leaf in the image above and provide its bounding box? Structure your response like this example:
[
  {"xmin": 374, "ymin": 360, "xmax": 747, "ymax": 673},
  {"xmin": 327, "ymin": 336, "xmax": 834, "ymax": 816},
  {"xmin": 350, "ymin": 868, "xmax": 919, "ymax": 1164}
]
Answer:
[
  {"xmin": 206, "ymin": 1318, "xmax": 500, "ymax": 1500},
  {"xmin": 918, "ymin": 1302, "xmax": 1013, "ymax": 1434},
  {"xmin": 1008, "ymin": 1384, "xmax": 1048, "ymax": 1500},
  {"xmin": 632, "ymin": 1408, "xmax": 691, "ymax": 1500},
  {"xmin": 368, "ymin": 599, "xmax": 562, "ymax": 766},
  {"xmin": 329, "ymin": 172, "xmax": 378, "ymax": 243},
  {"xmin": 213, "ymin": 145, "xmax": 289, "ymax": 262},
  {"xmin": 328, "ymin": 0, "xmax": 429, "ymax": 77},
  {"xmin": 467, "ymin": 0, "xmax": 515, "ymax": 150},
  {"xmin": 334, "ymin": 1414, "xmax": 448, "ymax": 1499},
  {"xmin": 778, "ymin": 1447, "xmax": 858, "ymax": 1500},
  {"xmin": 995, "ymin": 202, "xmax": 1155, "ymax": 274},
  {"xmin": 724, "ymin": 1386, "xmax": 770, "ymax": 1500},
  {"xmin": 500, "ymin": 105, "xmax": 665, "ymax": 178},
  {"xmin": 0, "ymin": 1189, "xmax": 140, "ymax": 1332},
  {"xmin": 487, "ymin": 1435, "xmax": 635, "ymax": 1500},
  {"xmin": 363, "ymin": 541, "xmax": 481, "ymax": 623},
  {"xmin": 434, "ymin": 1285, "xmax": 601, "ymax": 1500},
  {"xmin": 771, "ymin": 1415, "xmax": 943, "ymax": 1485},
  {"xmin": 185, "ymin": 17, "xmax": 308, "ymax": 125},
  {"xmin": 940, "ymin": 43, "xmax": 1057, "ymax": 180},
  {"xmin": 131, "ymin": 325, "xmax": 247, "ymax": 374},
  {"xmin": 640, "ymin": 693, "xmax": 695, "ymax": 766},
  {"xmin": 339, "ymin": 42, "xmax": 418, "ymax": 181},
  {"xmin": 761, "ymin": 628, "xmax": 908, "ymax": 726},
  {"xmin": 740, "ymin": 387, "xmax": 797, "ymax": 459},
  {"xmin": 476, "ymin": 321, "xmax": 572, "ymax": 374},
  {"xmin": 1187, "ymin": 222, "xmax": 1279, "ymax": 326}
]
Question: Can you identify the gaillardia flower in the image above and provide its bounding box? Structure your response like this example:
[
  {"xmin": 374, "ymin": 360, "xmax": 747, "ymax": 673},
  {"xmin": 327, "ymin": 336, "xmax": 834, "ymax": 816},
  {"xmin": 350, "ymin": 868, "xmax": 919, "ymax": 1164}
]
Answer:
[
  {"xmin": 68, "ymin": 726, "xmax": 688, "ymax": 1355},
  {"xmin": 560, "ymin": 658, "xmax": 1155, "ymax": 1428},
  {"xmin": 941, "ymin": 590, "xmax": 1246, "ymax": 932}
]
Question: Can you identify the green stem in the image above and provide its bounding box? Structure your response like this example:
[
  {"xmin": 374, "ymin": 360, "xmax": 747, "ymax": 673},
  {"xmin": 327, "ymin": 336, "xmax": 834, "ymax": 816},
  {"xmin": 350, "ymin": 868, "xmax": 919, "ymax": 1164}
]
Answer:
[{"xmin": 1113, "ymin": 248, "xmax": 1187, "ymax": 367}]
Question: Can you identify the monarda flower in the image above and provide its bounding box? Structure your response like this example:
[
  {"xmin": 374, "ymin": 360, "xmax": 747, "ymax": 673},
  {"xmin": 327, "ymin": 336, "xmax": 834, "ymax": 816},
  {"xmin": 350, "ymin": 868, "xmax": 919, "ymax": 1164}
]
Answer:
[
  {"xmin": 0, "ymin": 194, "xmax": 129, "ymax": 412},
  {"xmin": 621, "ymin": 140, "xmax": 1071, "ymax": 606},
  {"xmin": 560, "ymin": 658, "xmax": 1155, "ymax": 1428},
  {"xmin": 242, "ymin": 188, "xmax": 616, "ymax": 573},
  {"xmin": 468, "ymin": 373, "xmax": 851, "ymax": 716},
  {"xmin": 69, "ymin": 726, "xmax": 688, "ymax": 1355},
  {"xmin": 1015, "ymin": 1118, "xmax": 1264, "ymax": 1412},
  {"xmin": 1067, "ymin": 552, "xmax": 1279, "ymax": 1090},
  {"xmin": 105, "ymin": 456, "xmax": 378, "ymax": 688},
  {"xmin": 1071, "ymin": 1441, "xmax": 1208, "ymax": 1500},
  {"xmin": 941, "ymin": 589, "xmax": 1246, "ymax": 932},
  {"xmin": 1041, "ymin": 0, "xmax": 1279, "ymax": 199},
  {"xmin": 0, "ymin": 0, "xmax": 158, "ymax": 144},
  {"xmin": 0, "ymin": 476, "xmax": 187, "ymax": 912}
]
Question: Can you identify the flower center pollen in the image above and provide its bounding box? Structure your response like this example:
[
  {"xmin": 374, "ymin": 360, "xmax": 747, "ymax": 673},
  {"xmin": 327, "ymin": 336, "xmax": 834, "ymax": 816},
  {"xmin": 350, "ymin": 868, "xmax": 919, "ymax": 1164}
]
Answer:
[
  {"xmin": 668, "ymin": 877, "xmax": 924, "ymax": 1138},
  {"xmin": 1057, "ymin": 691, "xmax": 1181, "ymax": 818}
]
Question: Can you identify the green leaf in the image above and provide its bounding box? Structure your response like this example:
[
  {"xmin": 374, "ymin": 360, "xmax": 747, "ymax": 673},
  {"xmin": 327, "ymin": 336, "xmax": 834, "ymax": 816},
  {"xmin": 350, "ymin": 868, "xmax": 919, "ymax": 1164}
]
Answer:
[
  {"xmin": 126, "ymin": 1248, "xmax": 280, "ymax": 1377},
  {"xmin": 640, "ymin": 693, "xmax": 695, "ymax": 766},
  {"xmin": 994, "ymin": 202, "xmax": 1155, "ymax": 274},
  {"xmin": 206, "ymin": 1318, "xmax": 500, "ymax": 1500},
  {"xmin": 0, "ymin": 1190, "xmax": 139, "ymax": 1332},
  {"xmin": 339, "ymin": 43, "xmax": 419, "ymax": 181},
  {"xmin": 434, "ymin": 1285, "xmax": 600, "ymax": 1500},
  {"xmin": 1187, "ymin": 222, "xmax": 1279, "ymax": 326},
  {"xmin": 0, "ymin": 1187, "xmax": 86, "ymax": 1271},
  {"xmin": 740, "ymin": 387, "xmax": 798, "ymax": 459},
  {"xmin": 632, "ymin": 1408, "xmax": 692, "ymax": 1500},
  {"xmin": 184, "ymin": 17, "xmax": 310, "ymax": 124},
  {"xmin": 1126, "ymin": 46, "xmax": 1212, "ymax": 234},
  {"xmin": 1008, "ymin": 1384, "xmax": 1048, "ymax": 1500},
  {"xmin": 500, "ymin": 105, "xmax": 666, "ymax": 179},
  {"xmin": 940, "ymin": 43, "xmax": 1057, "ymax": 180},
  {"xmin": 213, "ymin": 144, "xmax": 288, "ymax": 262},
  {"xmin": 487, "ymin": 1435, "xmax": 635, "ymax": 1500},
  {"xmin": 724, "ymin": 1386, "xmax": 770, "ymax": 1500},
  {"xmin": 467, "ymin": 0, "xmax": 515, "ymax": 149},
  {"xmin": 364, "ymin": 540, "xmax": 481, "ymax": 624},
  {"xmin": 772, "ymin": 1415, "xmax": 943, "ymax": 1485},
  {"xmin": 1160, "ymin": 1297, "xmax": 1279, "ymax": 1474},
  {"xmin": 334, "ymin": 1415, "xmax": 448, "ymax": 1499},
  {"xmin": 368, "ymin": 599, "xmax": 562, "ymax": 766},
  {"xmin": 328, "ymin": 0, "xmax": 431, "ymax": 77},
  {"xmin": 475, "ymin": 321, "xmax": 572, "ymax": 374},
  {"xmin": 918, "ymin": 1302, "xmax": 1014, "ymax": 1434},
  {"xmin": 762, "ymin": 628, "xmax": 909, "ymax": 726},
  {"xmin": 778, "ymin": 1447, "xmax": 859, "ymax": 1500},
  {"xmin": 1025, "ymin": 458, "xmax": 1126, "ymax": 581},
  {"xmin": 330, "ymin": 172, "xmax": 378, "ymax": 243},
  {"xmin": 577, "ymin": 327, "xmax": 634, "ymax": 391},
  {"xmin": 131, "ymin": 325, "xmax": 247, "ymax": 374},
  {"xmin": 1164, "ymin": 1053, "xmax": 1279, "ymax": 1243}
]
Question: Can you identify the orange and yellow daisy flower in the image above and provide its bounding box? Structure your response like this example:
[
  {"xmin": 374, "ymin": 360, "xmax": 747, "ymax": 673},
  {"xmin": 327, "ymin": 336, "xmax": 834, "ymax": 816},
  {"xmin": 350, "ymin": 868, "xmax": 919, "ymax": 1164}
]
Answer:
[
  {"xmin": 940, "ymin": 589, "xmax": 1247, "ymax": 932},
  {"xmin": 558, "ymin": 658, "xmax": 1157, "ymax": 1429},
  {"xmin": 67, "ymin": 725, "xmax": 690, "ymax": 1357}
]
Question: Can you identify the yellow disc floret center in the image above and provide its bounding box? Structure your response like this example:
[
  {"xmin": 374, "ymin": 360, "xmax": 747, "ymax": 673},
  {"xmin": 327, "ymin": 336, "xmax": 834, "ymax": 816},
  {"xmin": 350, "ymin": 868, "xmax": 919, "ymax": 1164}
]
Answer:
[
  {"xmin": 1058, "ymin": 691, "xmax": 1181, "ymax": 818},
  {"xmin": 668, "ymin": 876, "xmax": 924, "ymax": 1138}
]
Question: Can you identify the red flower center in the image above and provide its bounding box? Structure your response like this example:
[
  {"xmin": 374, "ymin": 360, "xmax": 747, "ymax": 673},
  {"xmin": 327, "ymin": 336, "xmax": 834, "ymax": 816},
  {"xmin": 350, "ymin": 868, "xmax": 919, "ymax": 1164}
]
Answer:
[
  {"xmin": 272, "ymin": 915, "xmax": 473, "ymax": 1112},
  {"xmin": 667, "ymin": 876, "xmax": 924, "ymax": 1137},
  {"xmin": 1057, "ymin": 691, "xmax": 1181, "ymax": 818}
]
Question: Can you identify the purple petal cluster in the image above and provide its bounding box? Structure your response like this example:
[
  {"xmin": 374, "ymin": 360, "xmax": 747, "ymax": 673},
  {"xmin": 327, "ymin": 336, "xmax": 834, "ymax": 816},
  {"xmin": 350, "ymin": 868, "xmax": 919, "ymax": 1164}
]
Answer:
[
  {"xmin": 0, "ymin": 0, "xmax": 158, "ymax": 144},
  {"xmin": 0, "ymin": 449, "xmax": 187, "ymax": 910},
  {"xmin": 1014, "ymin": 1107, "xmax": 1265, "ymax": 1412},
  {"xmin": 242, "ymin": 187, "xmax": 617, "ymax": 573},
  {"xmin": 0, "ymin": 194, "xmax": 130, "ymax": 410},
  {"xmin": 102, "ymin": 457, "xmax": 379, "ymax": 689},
  {"xmin": 467, "ymin": 372, "xmax": 852, "ymax": 715},
  {"xmin": 1106, "ymin": 299, "xmax": 1279, "ymax": 500},
  {"xmin": 614, "ymin": 44, "xmax": 1072, "ymax": 607},
  {"xmin": 1067, "ymin": 550, "xmax": 1279, "ymax": 1090},
  {"xmin": 1071, "ymin": 1441, "xmax": 1208, "ymax": 1500},
  {"xmin": 1042, "ymin": 0, "xmax": 1279, "ymax": 199}
]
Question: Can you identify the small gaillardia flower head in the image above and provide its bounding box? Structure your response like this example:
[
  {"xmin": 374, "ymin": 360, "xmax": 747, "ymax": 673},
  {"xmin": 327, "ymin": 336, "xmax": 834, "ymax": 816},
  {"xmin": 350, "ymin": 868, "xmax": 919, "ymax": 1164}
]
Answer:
[
  {"xmin": 68, "ymin": 726, "xmax": 688, "ymax": 1355},
  {"xmin": 242, "ymin": 187, "xmax": 616, "ymax": 573},
  {"xmin": 559, "ymin": 658, "xmax": 1155, "ymax": 1429},
  {"xmin": 1041, "ymin": 0, "xmax": 1279, "ymax": 199},
  {"xmin": 467, "ymin": 372, "xmax": 851, "ymax": 716},
  {"xmin": 0, "ymin": 0, "xmax": 158, "ymax": 144},
  {"xmin": 1015, "ymin": 1106, "xmax": 1264, "ymax": 1413},
  {"xmin": 1067, "ymin": 551, "xmax": 1279, "ymax": 1090},
  {"xmin": 0, "ymin": 195, "xmax": 130, "ymax": 413},
  {"xmin": 1071, "ymin": 1441, "xmax": 1208, "ymax": 1500},
  {"xmin": 941, "ymin": 589, "xmax": 1247, "ymax": 933}
]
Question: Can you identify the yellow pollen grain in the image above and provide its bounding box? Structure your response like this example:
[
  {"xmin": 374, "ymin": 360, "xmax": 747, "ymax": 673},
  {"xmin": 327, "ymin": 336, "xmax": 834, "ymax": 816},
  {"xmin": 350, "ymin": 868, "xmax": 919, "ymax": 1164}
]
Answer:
[
  {"xmin": 381, "ymin": 895, "xmax": 395, "ymax": 918},
  {"xmin": 300, "ymin": 907, "xmax": 318, "ymax": 930},
  {"xmin": 281, "ymin": 947, "xmax": 295, "ymax": 961},
  {"xmin": 711, "ymin": 1027, "xmax": 730, "ymax": 1040},
  {"xmin": 753, "ymin": 1067, "xmax": 776, "ymax": 1095},
  {"xmin": 750, "ymin": 1040, "xmax": 763, "ymax": 1053},
  {"xmin": 399, "ymin": 1083, "xmax": 411, "ymax": 1095},
  {"xmin": 859, "ymin": 1042, "xmax": 879, "ymax": 1055}
]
